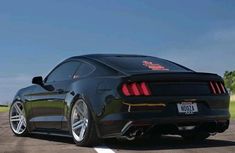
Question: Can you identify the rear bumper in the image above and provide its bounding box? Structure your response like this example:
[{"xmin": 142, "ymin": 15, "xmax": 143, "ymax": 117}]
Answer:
[
  {"xmin": 97, "ymin": 94, "xmax": 230, "ymax": 138},
  {"xmin": 98, "ymin": 110, "xmax": 230, "ymax": 138}
]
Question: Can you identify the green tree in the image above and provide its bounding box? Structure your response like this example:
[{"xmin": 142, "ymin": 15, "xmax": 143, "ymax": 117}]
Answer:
[{"xmin": 224, "ymin": 71, "xmax": 235, "ymax": 94}]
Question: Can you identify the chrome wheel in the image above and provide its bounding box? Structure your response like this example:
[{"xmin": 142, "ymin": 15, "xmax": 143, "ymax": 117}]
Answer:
[
  {"xmin": 10, "ymin": 102, "xmax": 27, "ymax": 135},
  {"xmin": 71, "ymin": 100, "xmax": 89, "ymax": 142}
]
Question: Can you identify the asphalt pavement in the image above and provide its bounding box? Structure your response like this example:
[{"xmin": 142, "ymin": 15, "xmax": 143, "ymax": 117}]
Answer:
[{"xmin": 1, "ymin": 112, "xmax": 235, "ymax": 153}]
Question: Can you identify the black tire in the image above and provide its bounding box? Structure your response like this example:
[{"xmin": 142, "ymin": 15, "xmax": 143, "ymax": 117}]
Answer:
[
  {"xmin": 70, "ymin": 99, "xmax": 98, "ymax": 146},
  {"xmin": 9, "ymin": 101, "xmax": 28, "ymax": 137},
  {"xmin": 181, "ymin": 132, "xmax": 210, "ymax": 141}
]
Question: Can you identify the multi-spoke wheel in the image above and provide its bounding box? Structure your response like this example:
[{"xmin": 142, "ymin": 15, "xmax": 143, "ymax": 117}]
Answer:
[
  {"xmin": 9, "ymin": 101, "xmax": 28, "ymax": 136},
  {"xmin": 70, "ymin": 99, "xmax": 98, "ymax": 146}
]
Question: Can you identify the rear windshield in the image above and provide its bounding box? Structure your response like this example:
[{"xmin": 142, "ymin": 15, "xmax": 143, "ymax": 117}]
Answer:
[{"xmin": 98, "ymin": 56, "xmax": 191, "ymax": 73}]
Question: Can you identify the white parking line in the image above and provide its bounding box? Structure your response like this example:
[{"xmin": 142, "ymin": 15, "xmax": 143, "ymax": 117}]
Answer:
[{"xmin": 94, "ymin": 145, "xmax": 115, "ymax": 153}]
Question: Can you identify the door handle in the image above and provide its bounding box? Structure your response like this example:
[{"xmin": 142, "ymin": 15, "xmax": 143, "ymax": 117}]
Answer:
[{"xmin": 56, "ymin": 89, "xmax": 64, "ymax": 94}]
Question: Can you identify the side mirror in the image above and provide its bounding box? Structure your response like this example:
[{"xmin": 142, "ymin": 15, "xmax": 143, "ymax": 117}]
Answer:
[
  {"xmin": 32, "ymin": 76, "xmax": 55, "ymax": 91},
  {"xmin": 32, "ymin": 76, "xmax": 43, "ymax": 85}
]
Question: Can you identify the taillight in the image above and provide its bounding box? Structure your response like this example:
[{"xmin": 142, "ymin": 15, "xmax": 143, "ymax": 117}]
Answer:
[
  {"xmin": 131, "ymin": 83, "xmax": 141, "ymax": 96},
  {"xmin": 121, "ymin": 82, "xmax": 151, "ymax": 96},
  {"xmin": 215, "ymin": 82, "xmax": 221, "ymax": 94},
  {"xmin": 220, "ymin": 83, "xmax": 226, "ymax": 93},
  {"xmin": 140, "ymin": 82, "xmax": 151, "ymax": 96},
  {"xmin": 209, "ymin": 82, "xmax": 216, "ymax": 94},
  {"xmin": 122, "ymin": 84, "xmax": 131, "ymax": 96},
  {"xmin": 209, "ymin": 81, "xmax": 227, "ymax": 95}
]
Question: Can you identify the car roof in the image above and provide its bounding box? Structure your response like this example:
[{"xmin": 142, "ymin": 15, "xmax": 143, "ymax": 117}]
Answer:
[
  {"xmin": 68, "ymin": 54, "xmax": 158, "ymax": 75},
  {"xmin": 67, "ymin": 54, "xmax": 192, "ymax": 75},
  {"xmin": 70, "ymin": 54, "xmax": 151, "ymax": 59}
]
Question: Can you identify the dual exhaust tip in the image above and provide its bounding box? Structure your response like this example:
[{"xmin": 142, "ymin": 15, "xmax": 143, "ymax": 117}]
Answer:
[{"xmin": 119, "ymin": 120, "xmax": 229, "ymax": 140}]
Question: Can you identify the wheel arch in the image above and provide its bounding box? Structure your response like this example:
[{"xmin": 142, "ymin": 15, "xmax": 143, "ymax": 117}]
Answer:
[
  {"xmin": 9, "ymin": 99, "xmax": 30, "ymax": 135},
  {"xmin": 11, "ymin": 94, "xmax": 28, "ymax": 117},
  {"xmin": 67, "ymin": 93, "xmax": 102, "ymax": 137}
]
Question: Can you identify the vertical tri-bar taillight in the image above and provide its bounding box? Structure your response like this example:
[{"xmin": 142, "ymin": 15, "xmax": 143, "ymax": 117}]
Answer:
[
  {"xmin": 209, "ymin": 81, "xmax": 227, "ymax": 95},
  {"xmin": 121, "ymin": 82, "xmax": 151, "ymax": 96}
]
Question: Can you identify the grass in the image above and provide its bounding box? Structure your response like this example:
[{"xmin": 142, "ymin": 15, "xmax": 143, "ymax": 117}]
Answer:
[
  {"xmin": 230, "ymin": 101, "xmax": 235, "ymax": 119},
  {"xmin": 231, "ymin": 95, "xmax": 235, "ymax": 101},
  {"xmin": 0, "ymin": 106, "xmax": 9, "ymax": 113}
]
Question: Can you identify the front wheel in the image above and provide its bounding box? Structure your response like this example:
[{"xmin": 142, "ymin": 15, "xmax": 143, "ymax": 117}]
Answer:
[
  {"xmin": 70, "ymin": 99, "xmax": 98, "ymax": 146},
  {"xmin": 9, "ymin": 101, "xmax": 28, "ymax": 136}
]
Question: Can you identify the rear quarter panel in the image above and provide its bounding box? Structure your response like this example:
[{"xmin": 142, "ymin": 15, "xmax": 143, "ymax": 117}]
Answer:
[{"xmin": 67, "ymin": 77, "xmax": 122, "ymax": 118}]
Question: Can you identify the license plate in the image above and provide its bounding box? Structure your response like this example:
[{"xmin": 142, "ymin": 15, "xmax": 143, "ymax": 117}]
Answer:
[{"xmin": 177, "ymin": 102, "xmax": 198, "ymax": 114}]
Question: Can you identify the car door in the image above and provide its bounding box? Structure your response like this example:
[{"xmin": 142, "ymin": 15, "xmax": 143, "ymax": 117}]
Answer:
[{"xmin": 30, "ymin": 61, "xmax": 81, "ymax": 131}]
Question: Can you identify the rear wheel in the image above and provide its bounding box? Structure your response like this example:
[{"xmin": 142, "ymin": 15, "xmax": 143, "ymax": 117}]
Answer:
[
  {"xmin": 9, "ymin": 101, "xmax": 28, "ymax": 136},
  {"xmin": 70, "ymin": 99, "xmax": 98, "ymax": 146},
  {"xmin": 181, "ymin": 132, "xmax": 210, "ymax": 141}
]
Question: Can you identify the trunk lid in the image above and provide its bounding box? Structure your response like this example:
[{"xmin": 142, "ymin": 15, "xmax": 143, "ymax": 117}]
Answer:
[{"xmin": 121, "ymin": 72, "xmax": 226, "ymax": 97}]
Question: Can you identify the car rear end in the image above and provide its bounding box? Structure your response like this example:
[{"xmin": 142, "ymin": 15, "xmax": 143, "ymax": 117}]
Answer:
[
  {"xmin": 89, "ymin": 55, "xmax": 230, "ymax": 139},
  {"xmin": 116, "ymin": 72, "xmax": 230, "ymax": 139}
]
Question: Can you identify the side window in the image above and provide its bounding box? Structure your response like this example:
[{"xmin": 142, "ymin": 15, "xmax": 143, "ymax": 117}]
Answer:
[
  {"xmin": 73, "ymin": 62, "xmax": 94, "ymax": 79},
  {"xmin": 46, "ymin": 61, "xmax": 81, "ymax": 83}
]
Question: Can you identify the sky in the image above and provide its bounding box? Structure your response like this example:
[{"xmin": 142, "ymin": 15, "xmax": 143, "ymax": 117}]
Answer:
[{"xmin": 0, "ymin": 0, "xmax": 235, "ymax": 103}]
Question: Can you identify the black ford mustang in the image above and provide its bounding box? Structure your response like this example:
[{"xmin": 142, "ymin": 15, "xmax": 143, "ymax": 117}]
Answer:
[{"xmin": 9, "ymin": 54, "xmax": 230, "ymax": 146}]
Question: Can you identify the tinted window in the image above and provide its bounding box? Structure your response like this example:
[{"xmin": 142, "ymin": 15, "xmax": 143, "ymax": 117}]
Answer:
[
  {"xmin": 97, "ymin": 56, "xmax": 191, "ymax": 73},
  {"xmin": 46, "ymin": 61, "xmax": 80, "ymax": 82},
  {"xmin": 74, "ymin": 63, "xmax": 94, "ymax": 79}
]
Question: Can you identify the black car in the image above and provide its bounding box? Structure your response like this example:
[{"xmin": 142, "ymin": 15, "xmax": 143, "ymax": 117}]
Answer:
[{"xmin": 9, "ymin": 54, "xmax": 230, "ymax": 146}]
